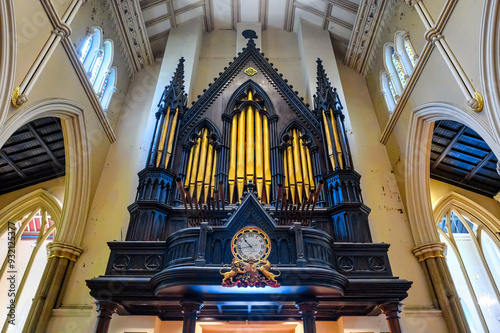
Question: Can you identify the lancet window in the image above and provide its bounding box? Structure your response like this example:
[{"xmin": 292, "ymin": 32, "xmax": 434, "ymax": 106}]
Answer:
[
  {"xmin": 381, "ymin": 32, "xmax": 418, "ymax": 114},
  {"xmin": 227, "ymin": 89, "xmax": 272, "ymax": 203},
  {"xmin": 184, "ymin": 126, "xmax": 218, "ymax": 204},
  {"xmin": 78, "ymin": 27, "xmax": 117, "ymax": 111},
  {"xmin": 282, "ymin": 128, "xmax": 315, "ymax": 204},
  {"xmin": 437, "ymin": 209, "xmax": 500, "ymax": 332}
]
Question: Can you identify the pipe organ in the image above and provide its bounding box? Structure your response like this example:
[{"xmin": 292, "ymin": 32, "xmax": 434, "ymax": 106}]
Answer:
[
  {"xmin": 283, "ymin": 129, "xmax": 315, "ymax": 204},
  {"xmin": 184, "ymin": 127, "xmax": 218, "ymax": 204},
  {"xmin": 227, "ymin": 90, "xmax": 272, "ymax": 203}
]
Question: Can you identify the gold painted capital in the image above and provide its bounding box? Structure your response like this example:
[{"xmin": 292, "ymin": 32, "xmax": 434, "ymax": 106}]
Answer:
[
  {"xmin": 468, "ymin": 92, "xmax": 483, "ymax": 112},
  {"xmin": 47, "ymin": 241, "xmax": 83, "ymax": 262},
  {"xmin": 11, "ymin": 87, "xmax": 28, "ymax": 108},
  {"xmin": 412, "ymin": 242, "xmax": 446, "ymax": 262}
]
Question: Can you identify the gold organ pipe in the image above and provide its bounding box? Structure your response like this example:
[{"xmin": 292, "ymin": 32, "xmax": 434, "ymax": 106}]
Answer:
[
  {"xmin": 286, "ymin": 143, "xmax": 296, "ymax": 203},
  {"xmin": 255, "ymin": 110, "xmax": 264, "ymax": 199},
  {"xmin": 210, "ymin": 155, "xmax": 217, "ymax": 199},
  {"xmin": 322, "ymin": 112, "xmax": 336, "ymax": 168},
  {"xmin": 330, "ymin": 108, "xmax": 344, "ymax": 169},
  {"xmin": 246, "ymin": 91, "xmax": 255, "ymax": 182},
  {"xmin": 184, "ymin": 140, "xmax": 195, "ymax": 189},
  {"xmin": 203, "ymin": 142, "xmax": 214, "ymax": 203},
  {"xmin": 298, "ymin": 132, "xmax": 310, "ymax": 196},
  {"xmin": 305, "ymin": 146, "xmax": 315, "ymax": 191},
  {"xmin": 284, "ymin": 148, "xmax": 290, "ymax": 201},
  {"xmin": 237, "ymin": 111, "xmax": 246, "ymax": 200},
  {"xmin": 292, "ymin": 129, "xmax": 304, "ymax": 203},
  {"xmin": 189, "ymin": 130, "xmax": 202, "ymax": 191},
  {"xmin": 196, "ymin": 129, "xmax": 209, "ymax": 198},
  {"xmin": 228, "ymin": 116, "xmax": 238, "ymax": 203},
  {"xmin": 263, "ymin": 115, "xmax": 271, "ymax": 203},
  {"xmin": 164, "ymin": 109, "xmax": 179, "ymax": 167},
  {"xmin": 156, "ymin": 107, "xmax": 170, "ymax": 167}
]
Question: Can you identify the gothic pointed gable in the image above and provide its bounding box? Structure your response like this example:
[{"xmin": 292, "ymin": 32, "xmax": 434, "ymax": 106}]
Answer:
[
  {"xmin": 160, "ymin": 57, "xmax": 187, "ymax": 114},
  {"xmin": 224, "ymin": 183, "xmax": 277, "ymax": 235},
  {"xmin": 178, "ymin": 38, "xmax": 321, "ymax": 140}
]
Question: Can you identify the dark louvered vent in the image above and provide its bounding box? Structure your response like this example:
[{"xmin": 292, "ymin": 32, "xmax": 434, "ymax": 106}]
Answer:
[
  {"xmin": 0, "ymin": 117, "xmax": 65, "ymax": 195},
  {"xmin": 431, "ymin": 120, "xmax": 500, "ymax": 196}
]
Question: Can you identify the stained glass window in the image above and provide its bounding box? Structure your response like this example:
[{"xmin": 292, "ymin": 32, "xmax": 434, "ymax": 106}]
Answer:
[
  {"xmin": 99, "ymin": 73, "xmax": 110, "ymax": 101},
  {"xmin": 89, "ymin": 48, "xmax": 104, "ymax": 85},
  {"xmin": 388, "ymin": 79, "xmax": 398, "ymax": 102},
  {"xmin": 404, "ymin": 39, "xmax": 417, "ymax": 67},
  {"xmin": 392, "ymin": 50, "xmax": 407, "ymax": 87},
  {"xmin": 79, "ymin": 35, "xmax": 93, "ymax": 63}
]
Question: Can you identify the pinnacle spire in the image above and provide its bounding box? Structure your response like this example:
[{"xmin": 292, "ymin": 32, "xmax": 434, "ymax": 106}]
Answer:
[
  {"xmin": 158, "ymin": 57, "xmax": 187, "ymax": 115},
  {"xmin": 314, "ymin": 58, "xmax": 343, "ymax": 116}
]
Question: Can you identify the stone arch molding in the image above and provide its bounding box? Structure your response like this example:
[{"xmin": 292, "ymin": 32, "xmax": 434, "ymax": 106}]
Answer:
[
  {"xmin": 0, "ymin": 189, "xmax": 62, "ymax": 235},
  {"xmin": 481, "ymin": 0, "xmax": 500, "ymax": 142},
  {"xmin": 405, "ymin": 102, "xmax": 500, "ymax": 247},
  {"xmin": 433, "ymin": 191, "xmax": 500, "ymax": 239},
  {"xmin": 0, "ymin": 99, "xmax": 91, "ymax": 245},
  {"xmin": 0, "ymin": 0, "xmax": 16, "ymax": 128}
]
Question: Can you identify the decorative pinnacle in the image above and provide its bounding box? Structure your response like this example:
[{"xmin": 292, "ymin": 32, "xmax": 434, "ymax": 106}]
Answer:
[
  {"xmin": 157, "ymin": 57, "xmax": 187, "ymax": 114},
  {"xmin": 314, "ymin": 57, "xmax": 343, "ymax": 117}
]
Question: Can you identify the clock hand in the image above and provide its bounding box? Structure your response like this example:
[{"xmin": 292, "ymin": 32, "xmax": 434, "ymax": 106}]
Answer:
[{"xmin": 243, "ymin": 238, "xmax": 254, "ymax": 249}]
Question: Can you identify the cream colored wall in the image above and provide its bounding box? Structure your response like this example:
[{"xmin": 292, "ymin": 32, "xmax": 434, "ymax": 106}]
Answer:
[
  {"xmin": 430, "ymin": 179, "xmax": 500, "ymax": 218},
  {"xmin": 0, "ymin": 177, "xmax": 65, "ymax": 210}
]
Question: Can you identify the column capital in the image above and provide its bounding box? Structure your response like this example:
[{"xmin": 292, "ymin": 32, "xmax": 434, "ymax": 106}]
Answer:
[
  {"xmin": 380, "ymin": 302, "xmax": 402, "ymax": 320},
  {"xmin": 95, "ymin": 301, "xmax": 118, "ymax": 319},
  {"xmin": 48, "ymin": 241, "xmax": 83, "ymax": 262},
  {"xmin": 296, "ymin": 300, "xmax": 318, "ymax": 313},
  {"xmin": 412, "ymin": 242, "xmax": 446, "ymax": 262},
  {"xmin": 180, "ymin": 300, "xmax": 203, "ymax": 314}
]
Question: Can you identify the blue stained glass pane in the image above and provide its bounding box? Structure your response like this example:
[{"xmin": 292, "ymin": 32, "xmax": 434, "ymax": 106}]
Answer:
[
  {"xmin": 89, "ymin": 48, "xmax": 103, "ymax": 85},
  {"xmin": 79, "ymin": 35, "xmax": 92, "ymax": 63},
  {"xmin": 404, "ymin": 40, "xmax": 417, "ymax": 67},
  {"xmin": 388, "ymin": 79, "xmax": 398, "ymax": 101},
  {"xmin": 392, "ymin": 50, "xmax": 407, "ymax": 87},
  {"xmin": 99, "ymin": 76, "xmax": 109, "ymax": 102}
]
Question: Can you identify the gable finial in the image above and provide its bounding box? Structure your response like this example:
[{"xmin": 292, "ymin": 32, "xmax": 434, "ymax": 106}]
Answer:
[{"xmin": 242, "ymin": 29, "xmax": 258, "ymax": 47}]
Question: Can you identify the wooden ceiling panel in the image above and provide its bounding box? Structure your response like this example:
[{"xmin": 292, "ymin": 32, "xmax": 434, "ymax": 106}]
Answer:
[{"xmin": 431, "ymin": 120, "xmax": 500, "ymax": 197}]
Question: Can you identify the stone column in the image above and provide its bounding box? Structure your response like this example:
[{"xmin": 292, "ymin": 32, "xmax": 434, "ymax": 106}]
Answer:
[
  {"xmin": 380, "ymin": 302, "xmax": 403, "ymax": 333},
  {"xmin": 22, "ymin": 242, "xmax": 83, "ymax": 333},
  {"xmin": 94, "ymin": 301, "xmax": 118, "ymax": 333},
  {"xmin": 181, "ymin": 300, "xmax": 203, "ymax": 333},
  {"xmin": 413, "ymin": 242, "xmax": 470, "ymax": 333},
  {"xmin": 296, "ymin": 301, "xmax": 318, "ymax": 333}
]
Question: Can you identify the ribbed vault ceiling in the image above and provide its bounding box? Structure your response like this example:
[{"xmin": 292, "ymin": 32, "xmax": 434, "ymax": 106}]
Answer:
[{"xmin": 140, "ymin": 0, "xmax": 361, "ymax": 57}]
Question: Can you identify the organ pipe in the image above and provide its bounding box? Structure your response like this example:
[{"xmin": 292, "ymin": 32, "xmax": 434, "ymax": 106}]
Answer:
[
  {"xmin": 183, "ymin": 128, "xmax": 218, "ymax": 204},
  {"xmin": 283, "ymin": 129, "xmax": 315, "ymax": 204},
  {"xmin": 227, "ymin": 89, "xmax": 272, "ymax": 203}
]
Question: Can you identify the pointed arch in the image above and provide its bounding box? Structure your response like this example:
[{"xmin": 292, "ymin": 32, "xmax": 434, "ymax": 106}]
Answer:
[
  {"xmin": 0, "ymin": 0, "xmax": 16, "ymax": 129},
  {"xmin": 100, "ymin": 66, "xmax": 117, "ymax": 111},
  {"xmin": 405, "ymin": 102, "xmax": 500, "ymax": 246},
  {"xmin": 187, "ymin": 117, "xmax": 222, "ymax": 142},
  {"xmin": 279, "ymin": 120, "xmax": 315, "ymax": 144},
  {"xmin": 380, "ymin": 70, "xmax": 397, "ymax": 113},
  {"xmin": 0, "ymin": 99, "xmax": 91, "ymax": 245},
  {"xmin": 94, "ymin": 39, "xmax": 114, "ymax": 92},
  {"xmin": 224, "ymin": 79, "xmax": 277, "ymax": 116},
  {"xmin": 433, "ymin": 192, "xmax": 500, "ymax": 238},
  {"xmin": 0, "ymin": 189, "xmax": 62, "ymax": 235}
]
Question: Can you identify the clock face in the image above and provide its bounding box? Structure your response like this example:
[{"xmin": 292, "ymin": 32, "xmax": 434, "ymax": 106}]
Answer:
[{"xmin": 231, "ymin": 227, "xmax": 271, "ymax": 263}]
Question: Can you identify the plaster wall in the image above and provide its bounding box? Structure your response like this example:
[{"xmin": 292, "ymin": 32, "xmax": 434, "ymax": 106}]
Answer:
[{"xmin": 0, "ymin": 177, "xmax": 65, "ymax": 210}]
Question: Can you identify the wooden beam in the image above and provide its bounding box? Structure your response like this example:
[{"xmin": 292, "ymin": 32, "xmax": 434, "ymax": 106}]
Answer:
[
  {"xmin": 232, "ymin": 0, "xmax": 239, "ymax": 30},
  {"xmin": 260, "ymin": 0, "xmax": 269, "ymax": 30},
  {"xmin": 149, "ymin": 30, "xmax": 169, "ymax": 42},
  {"xmin": 294, "ymin": 2, "xmax": 353, "ymax": 30},
  {"xmin": 431, "ymin": 125, "xmax": 466, "ymax": 169},
  {"xmin": 140, "ymin": 0, "xmax": 164, "ymax": 10},
  {"xmin": 145, "ymin": 1, "xmax": 205, "ymax": 27},
  {"xmin": 326, "ymin": 0, "xmax": 358, "ymax": 14},
  {"xmin": 464, "ymin": 151, "xmax": 494, "ymax": 181},
  {"xmin": 166, "ymin": 0, "xmax": 177, "ymax": 28},
  {"xmin": 27, "ymin": 123, "xmax": 64, "ymax": 170},
  {"xmin": 0, "ymin": 150, "xmax": 27, "ymax": 178},
  {"xmin": 323, "ymin": 3, "xmax": 333, "ymax": 30},
  {"xmin": 284, "ymin": 0, "xmax": 295, "ymax": 31},
  {"xmin": 203, "ymin": 0, "xmax": 213, "ymax": 32}
]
